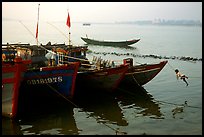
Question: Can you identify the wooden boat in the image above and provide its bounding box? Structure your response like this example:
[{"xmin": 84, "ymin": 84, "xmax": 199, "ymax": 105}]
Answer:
[
  {"xmin": 2, "ymin": 6, "xmax": 80, "ymax": 119},
  {"xmin": 2, "ymin": 44, "xmax": 80, "ymax": 118},
  {"xmin": 81, "ymin": 37, "xmax": 140, "ymax": 47},
  {"xmin": 76, "ymin": 64, "xmax": 128, "ymax": 92},
  {"xmin": 49, "ymin": 44, "xmax": 129, "ymax": 92},
  {"xmin": 122, "ymin": 58, "xmax": 168, "ymax": 86},
  {"xmin": 2, "ymin": 47, "xmax": 31, "ymax": 119},
  {"xmin": 17, "ymin": 45, "xmax": 80, "ymax": 97},
  {"xmin": 83, "ymin": 23, "xmax": 91, "ymax": 26}
]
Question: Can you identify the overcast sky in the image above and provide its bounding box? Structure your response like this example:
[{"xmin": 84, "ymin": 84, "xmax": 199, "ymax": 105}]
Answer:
[{"xmin": 2, "ymin": 2, "xmax": 202, "ymax": 23}]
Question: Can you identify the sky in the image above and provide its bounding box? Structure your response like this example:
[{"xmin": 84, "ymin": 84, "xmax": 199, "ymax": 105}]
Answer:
[{"xmin": 2, "ymin": 2, "xmax": 202, "ymax": 23}]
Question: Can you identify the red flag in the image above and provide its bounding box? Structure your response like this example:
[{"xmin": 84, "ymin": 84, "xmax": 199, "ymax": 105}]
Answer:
[
  {"xmin": 66, "ymin": 12, "xmax": 71, "ymax": 28},
  {"xmin": 36, "ymin": 23, "xmax": 38, "ymax": 39}
]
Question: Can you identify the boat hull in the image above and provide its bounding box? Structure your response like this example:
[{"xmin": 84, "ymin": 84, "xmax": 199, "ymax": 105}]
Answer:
[
  {"xmin": 81, "ymin": 37, "xmax": 140, "ymax": 47},
  {"xmin": 122, "ymin": 60, "xmax": 168, "ymax": 86},
  {"xmin": 76, "ymin": 65, "xmax": 128, "ymax": 92},
  {"xmin": 20, "ymin": 63, "xmax": 79, "ymax": 98},
  {"xmin": 2, "ymin": 59, "xmax": 31, "ymax": 119},
  {"xmin": 17, "ymin": 63, "xmax": 79, "ymax": 116}
]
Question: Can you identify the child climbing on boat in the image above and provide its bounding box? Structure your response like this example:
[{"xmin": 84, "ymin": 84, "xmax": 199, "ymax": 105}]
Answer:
[{"xmin": 175, "ymin": 69, "xmax": 189, "ymax": 86}]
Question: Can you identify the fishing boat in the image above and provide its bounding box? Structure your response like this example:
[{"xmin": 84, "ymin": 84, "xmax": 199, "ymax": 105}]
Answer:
[
  {"xmin": 43, "ymin": 11, "xmax": 129, "ymax": 92},
  {"xmin": 19, "ymin": 45, "xmax": 80, "ymax": 95},
  {"xmin": 44, "ymin": 43, "xmax": 129, "ymax": 92},
  {"xmin": 76, "ymin": 63, "xmax": 129, "ymax": 92},
  {"xmin": 122, "ymin": 58, "xmax": 168, "ymax": 86},
  {"xmin": 2, "ymin": 44, "xmax": 80, "ymax": 118},
  {"xmin": 81, "ymin": 37, "xmax": 140, "ymax": 47},
  {"xmin": 2, "ymin": 46, "xmax": 31, "ymax": 119},
  {"xmin": 22, "ymin": 4, "xmax": 79, "ymax": 100}
]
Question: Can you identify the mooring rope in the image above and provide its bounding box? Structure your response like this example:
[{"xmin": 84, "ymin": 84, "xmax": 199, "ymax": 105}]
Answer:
[
  {"xmin": 28, "ymin": 68, "xmax": 125, "ymax": 135},
  {"xmin": 167, "ymin": 62, "xmax": 201, "ymax": 78},
  {"xmin": 167, "ymin": 62, "xmax": 175, "ymax": 71},
  {"xmin": 27, "ymin": 69, "xmax": 78, "ymax": 107},
  {"xmin": 156, "ymin": 100, "xmax": 202, "ymax": 109},
  {"xmin": 117, "ymin": 84, "xmax": 202, "ymax": 109},
  {"xmin": 17, "ymin": 19, "xmax": 128, "ymax": 134}
]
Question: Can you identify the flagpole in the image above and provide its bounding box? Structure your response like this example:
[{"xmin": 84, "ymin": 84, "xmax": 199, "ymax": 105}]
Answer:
[
  {"xmin": 36, "ymin": 3, "xmax": 40, "ymax": 46},
  {"xmin": 69, "ymin": 28, "xmax": 71, "ymax": 46},
  {"xmin": 66, "ymin": 9, "xmax": 71, "ymax": 47},
  {"xmin": 68, "ymin": 11, "xmax": 71, "ymax": 46}
]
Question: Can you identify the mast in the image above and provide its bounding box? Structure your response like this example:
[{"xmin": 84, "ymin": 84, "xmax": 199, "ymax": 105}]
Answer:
[
  {"xmin": 34, "ymin": 3, "xmax": 40, "ymax": 56},
  {"xmin": 66, "ymin": 10, "xmax": 71, "ymax": 46},
  {"xmin": 36, "ymin": 3, "xmax": 40, "ymax": 46}
]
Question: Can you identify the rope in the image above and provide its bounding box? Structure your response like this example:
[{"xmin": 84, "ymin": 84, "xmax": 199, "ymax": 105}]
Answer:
[
  {"xmin": 117, "ymin": 71, "xmax": 201, "ymax": 109},
  {"xmin": 18, "ymin": 19, "xmax": 128, "ymax": 134},
  {"xmin": 28, "ymin": 63, "xmax": 123, "ymax": 133},
  {"xmin": 167, "ymin": 62, "xmax": 175, "ymax": 71},
  {"xmin": 29, "ymin": 68, "xmax": 126, "ymax": 134},
  {"xmin": 19, "ymin": 21, "xmax": 36, "ymax": 39},
  {"xmin": 157, "ymin": 100, "xmax": 202, "ymax": 109},
  {"xmin": 28, "ymin": 69, "xmax": 78, "ymax": 107},
  {"xmin": 47, "ymin": 21, "xmax": 68, "ymax": 39},
  {"xmin": 117, "ymin": 86, "xmax": 202, "ymax": 109},
  {"xmin": 188, "ymin": 76, "xmax": 201, "ymax": 78},
  {"xmin": 131, "ymin": 74, "xmax": 141, "ymax": 86},
  {"xmin": 167, "ymin": 62, "xmax": 201, "ymax": 78}
]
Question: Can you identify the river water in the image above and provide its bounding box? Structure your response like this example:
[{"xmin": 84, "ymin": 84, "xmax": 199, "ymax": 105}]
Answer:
[{"xmin": 2, "ymin": 20, "xmax": 202, "ymax": 135}]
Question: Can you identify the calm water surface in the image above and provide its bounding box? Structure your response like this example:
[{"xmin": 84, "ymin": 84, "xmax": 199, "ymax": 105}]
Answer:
[{"xmin": 2, "ymin": 20, "xmax": 202, "ymax": 135}]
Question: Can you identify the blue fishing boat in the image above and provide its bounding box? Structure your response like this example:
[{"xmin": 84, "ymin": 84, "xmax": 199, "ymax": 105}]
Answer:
[
  {"xmin": 2, "ymin": 44, "xmax": 80, "ymax": 118},
  {"xmin": 2, "ymin": 4, "xmax": 80, "ymax": 119}
]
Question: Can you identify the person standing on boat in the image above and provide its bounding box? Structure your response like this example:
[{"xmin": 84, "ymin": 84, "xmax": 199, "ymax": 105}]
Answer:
[
  {"xmin": 45, "ymin": 48, "xmax": 56, "ymax": 66},
  {"xmin": 50, "ymin": 48, "xmax": 57, "ymax": 66},
  {"xmin": 175, "ymin": 69, "xmax": 189, "ymax": 86}
]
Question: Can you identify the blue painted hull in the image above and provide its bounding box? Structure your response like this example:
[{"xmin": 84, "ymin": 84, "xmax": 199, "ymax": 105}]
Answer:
[
  {"xmin": 20, "ymin": 64, "xmax": 79, "ymax": 97},
  {"xmin": 17, "ymin": 64, "xmax": 79, "ymax": 116}
]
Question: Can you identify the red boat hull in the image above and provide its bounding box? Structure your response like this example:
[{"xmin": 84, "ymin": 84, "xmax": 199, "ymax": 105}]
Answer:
[
  {"xmin": 76, "ymin": 64, "xmax": 129, "ymax": 92},
  {"xmin": 122, "ymin": 60, "xmax": 168, "ymax": 86},
  {"xmin": 2, "ymin": 58, "xmax": 31, "ymax": 119}
]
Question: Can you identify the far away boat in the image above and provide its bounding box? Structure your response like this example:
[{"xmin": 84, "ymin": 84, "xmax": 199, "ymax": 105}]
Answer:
[{"xmin": 81, "ymin": 37, "xmax": 140, "ymax": 47}]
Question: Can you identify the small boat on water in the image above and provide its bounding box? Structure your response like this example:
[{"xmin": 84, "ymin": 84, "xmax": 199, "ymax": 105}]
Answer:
[
  {"xmin": 83, "ymin": 23, "xmax": 91, "ymax": 26},
  {"xmin": 2, "ymin": 46, "xmax": 31, "ymax": 119},
  {"xmin": 121, "ymin": 58, "xmax": 168, "ymax": 86},
  {"xmin": 81, "ymin": 37, "xmax": 140, "ymax": 47}
]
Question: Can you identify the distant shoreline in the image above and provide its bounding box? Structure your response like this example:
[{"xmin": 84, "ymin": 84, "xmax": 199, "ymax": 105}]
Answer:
[{"xmin": 2, "ymin": 18, "xmax": 202, "ymax": 27}]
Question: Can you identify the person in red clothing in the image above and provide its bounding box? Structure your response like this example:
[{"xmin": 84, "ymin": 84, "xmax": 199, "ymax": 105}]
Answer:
[{"xmin": 175, "ymin": 69, "xmax": 189, "ymax": 86}]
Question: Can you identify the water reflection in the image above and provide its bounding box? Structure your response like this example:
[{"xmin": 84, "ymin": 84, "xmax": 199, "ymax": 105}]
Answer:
[
  {"xmin": 18, "ymin": 104, "xmax": 79, "ymax": 135},
  {"xmin": 2, "ymin": 117, "xmax": 22, "ymax": 135},
  {"xmin": 17, "ymin": 95, "xmax": 79, "ymax": 135},
  {"xmin": 116, "ymin": 82, "xmax": 163, "ymax": 119},
  {"xmin": 84, "ymin": 44, "xmax": 137, "ymax": 50},
  {"xmin": 73, "ymin": 89, "xmax": 128, "ymax": 126},
  {"xmin": 3, "ymin": 82, "xmax": 163, "ymax": 135}
]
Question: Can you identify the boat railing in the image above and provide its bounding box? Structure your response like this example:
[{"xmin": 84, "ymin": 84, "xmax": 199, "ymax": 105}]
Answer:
[{"xmin": 2, "ymin": 45, "xmax": 32, "ymax": 65}]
